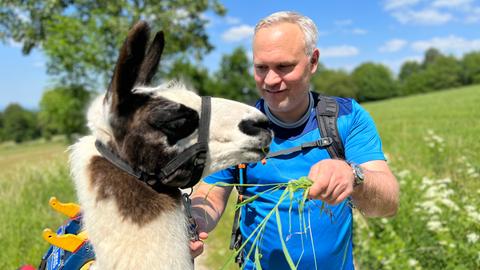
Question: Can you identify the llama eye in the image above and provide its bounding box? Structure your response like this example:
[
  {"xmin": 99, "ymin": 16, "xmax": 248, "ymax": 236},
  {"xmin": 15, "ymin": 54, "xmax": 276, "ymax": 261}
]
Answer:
[{"xmin": 147, "ymin": 105, "xmax": 199, "ymax": 144}]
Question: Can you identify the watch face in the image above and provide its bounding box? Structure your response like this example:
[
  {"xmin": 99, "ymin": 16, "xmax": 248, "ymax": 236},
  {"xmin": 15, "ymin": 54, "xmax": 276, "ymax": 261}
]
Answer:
[{"xmin": 353, "ymin": 164, "xmax": 364, "ymax": 185}]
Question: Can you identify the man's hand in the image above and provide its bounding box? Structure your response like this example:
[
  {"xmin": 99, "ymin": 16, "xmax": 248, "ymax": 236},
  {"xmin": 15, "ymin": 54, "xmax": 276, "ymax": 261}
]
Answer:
[
  {"xmin": 307, "ymin": 159, "xmax": 354, "ymax": 205},
  {"xmin": 190, "ymin": 215, "xmax": 209, "ymax": 258}
]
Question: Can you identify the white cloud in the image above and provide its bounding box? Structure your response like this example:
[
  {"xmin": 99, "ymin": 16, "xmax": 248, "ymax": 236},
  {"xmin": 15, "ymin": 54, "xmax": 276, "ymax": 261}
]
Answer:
[
  {"xmin": 432, "ymin": 0, "xmax": 474, "ymax": 9},
  {"xmin": 384, "ymin": 0, "xmax": 421, "ymax": 11},
  {"xmin": 379, "ymin": 39, "xmax": 408, "ymax": 53},
  {"xmin": 393, "ymin": 9, "xmax": 452, "ymax": 25},
  {"xmin": 7, "ymin": 38, "xmax": 22, "ymax": 48},
  {"xmin": 320, "ymin": 45, "xmax": 359, "ymax": 58},
  {"xmin": 380, "ymin": 55, "xmax": 423, "ymax": 74},
  {"xmin": 32, "ymin": 60, "xmax": 45, "ymax": 68},
  {"xmin": 221, "ymin": 25, "xmax": 254, "ymax": 42},
  {"xmin": 225, "ymin": 16, "xmax": 241, "ymax": 25},
  {"xmin": 465, "ymin": 7, "xmax": 480, "ymax": 23},
  {"xmin": 352, "ymin": 28, "xmax": 368, "ymax": 35},
  {"xmin": 411, "ymin": 35, "xmax": 480, "ymax": 55},
  {"xmin": 334, "ymin": 19, "xmax": 352, "ymax": 26}
]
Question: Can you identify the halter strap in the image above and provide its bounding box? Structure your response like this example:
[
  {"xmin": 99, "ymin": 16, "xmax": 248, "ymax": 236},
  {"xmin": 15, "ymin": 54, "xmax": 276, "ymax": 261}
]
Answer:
[{"xmin": 95, "ymin": 96, "xmax": 212, "ymax": 190}]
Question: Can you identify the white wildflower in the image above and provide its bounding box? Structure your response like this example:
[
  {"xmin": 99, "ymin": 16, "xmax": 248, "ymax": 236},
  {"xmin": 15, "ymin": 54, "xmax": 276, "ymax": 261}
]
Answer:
[
  {"xmin": 432, "ymin": 135, "xmax": 444, "ymax": 143},
  {"xmin": 440, "ymin": 198, "xmax": 459, "ymax": 211},
  {"xmin": 465, "ymin": 205, "xmax": 476, "ymax": 212},
  {"xmin": 397, "ymin": 169, "xmax": 410, "ymax": 178},
  {"xmin": 467, "ymin": 233, "xmax": 479, "ymax": 244},
  {"xmin": 408, "ymin": 259, "xmax": 419, "ymax": 267},
  {"xmin": 468, "ymin": 211, "xmax": 480, "ymax": 223},
  {"xmin": 427, "ymin": 220, "xmax": 443, "ymax": 232}
]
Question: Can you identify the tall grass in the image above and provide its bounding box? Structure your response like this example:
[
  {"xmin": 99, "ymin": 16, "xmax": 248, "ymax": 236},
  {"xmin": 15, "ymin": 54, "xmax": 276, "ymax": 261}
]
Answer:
[
  {"xmin": 354, "ymin": 85, "xmax": 480, "ymax": 269},
  {"xmin": 0, "ymin": 142, "xmax": 75, "ymax": 269}
]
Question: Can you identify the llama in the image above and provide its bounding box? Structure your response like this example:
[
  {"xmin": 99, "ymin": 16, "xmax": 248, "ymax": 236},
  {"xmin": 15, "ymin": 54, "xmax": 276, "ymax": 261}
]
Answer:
[{"xmin": 69, "ymin": 21, "xmax": 272, "ymax": 269}]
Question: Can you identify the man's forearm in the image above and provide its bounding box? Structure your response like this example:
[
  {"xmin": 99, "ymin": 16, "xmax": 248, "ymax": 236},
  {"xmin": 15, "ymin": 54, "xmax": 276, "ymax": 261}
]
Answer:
[
  {"xmin": 351, "ymin": 167, "xmax": 399, "ymax": 217},
  {"xmin": 191, "ymin": 183, "xmax": 232, "ymax": 233}
]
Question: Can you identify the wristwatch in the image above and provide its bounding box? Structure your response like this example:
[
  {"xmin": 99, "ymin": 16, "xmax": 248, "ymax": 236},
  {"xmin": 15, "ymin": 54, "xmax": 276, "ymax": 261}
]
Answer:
[{"xmin": 348, "ymin": 162, "xmax": 365, "ymax": 187}]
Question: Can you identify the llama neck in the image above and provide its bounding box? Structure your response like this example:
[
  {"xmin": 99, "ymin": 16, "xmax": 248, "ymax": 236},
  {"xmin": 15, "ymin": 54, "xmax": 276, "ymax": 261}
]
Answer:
[{"xmin": 69, "ymin": 135, "xmax": 193, "ymax": 270}]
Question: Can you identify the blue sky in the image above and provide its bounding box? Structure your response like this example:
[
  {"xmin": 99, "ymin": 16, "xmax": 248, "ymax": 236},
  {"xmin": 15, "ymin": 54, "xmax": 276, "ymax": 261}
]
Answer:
[{"xmin": 1, "ymin": 0, "xmax": 479, "ymax": 109}]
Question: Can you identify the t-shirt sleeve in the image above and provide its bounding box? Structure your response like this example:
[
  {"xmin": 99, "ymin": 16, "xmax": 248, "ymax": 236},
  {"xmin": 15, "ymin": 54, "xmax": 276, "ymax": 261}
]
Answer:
[
  {"xmin": 344, "ymin": 100, "xmax": 386, "ymax": 164},
  {"xmin": 202, "ymin": 166, "xmax": 236, "ymax": 184}
]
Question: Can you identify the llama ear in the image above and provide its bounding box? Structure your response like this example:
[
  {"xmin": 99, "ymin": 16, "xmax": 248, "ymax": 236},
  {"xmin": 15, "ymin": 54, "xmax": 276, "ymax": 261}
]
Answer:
[
  {"xmin": 107, "ymin": 21, "xmax": 150, "ymax": 113},
  {"xmin": 136, "ymin": 31, "xmax": 164, "ymax": 86}
]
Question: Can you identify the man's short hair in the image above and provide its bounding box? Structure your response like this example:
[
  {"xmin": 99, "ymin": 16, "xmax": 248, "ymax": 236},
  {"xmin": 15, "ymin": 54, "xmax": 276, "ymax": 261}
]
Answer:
[{"xmin": 254, "ymin": 11, "xmax": 318, "ymax": 57}]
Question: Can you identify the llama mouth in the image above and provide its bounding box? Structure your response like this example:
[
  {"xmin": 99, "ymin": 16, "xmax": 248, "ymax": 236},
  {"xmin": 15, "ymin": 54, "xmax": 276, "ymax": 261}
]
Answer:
[{"xmin": 243, "ymin": 146, "xmax": 269, "ymax": 157}]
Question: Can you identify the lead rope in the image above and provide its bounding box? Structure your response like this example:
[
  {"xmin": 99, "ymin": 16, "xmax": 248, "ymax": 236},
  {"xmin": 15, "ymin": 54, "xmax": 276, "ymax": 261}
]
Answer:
[{"xmin": 182, "ymin": 189, "xmax": 199, "ymax": 269}]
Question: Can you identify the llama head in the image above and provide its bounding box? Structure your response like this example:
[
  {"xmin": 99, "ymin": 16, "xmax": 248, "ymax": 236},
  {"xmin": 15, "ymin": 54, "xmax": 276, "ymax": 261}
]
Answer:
[{"xmin": 87, "ymin": 21, "xmax": 272, "ymax": 189}]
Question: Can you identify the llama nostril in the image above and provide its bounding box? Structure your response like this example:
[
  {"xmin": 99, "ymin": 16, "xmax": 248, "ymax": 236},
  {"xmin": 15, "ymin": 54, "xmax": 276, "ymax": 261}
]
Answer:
[{"xmin": 238, "ymin": 119, "xmax": 270, "ymax": 136}]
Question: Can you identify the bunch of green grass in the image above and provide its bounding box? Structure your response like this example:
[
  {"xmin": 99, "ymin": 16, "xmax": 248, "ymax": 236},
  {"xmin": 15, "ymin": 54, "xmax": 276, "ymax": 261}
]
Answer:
[{"xmin": 207, "ymin": 177, "xmax": 326, "ymax": 270}]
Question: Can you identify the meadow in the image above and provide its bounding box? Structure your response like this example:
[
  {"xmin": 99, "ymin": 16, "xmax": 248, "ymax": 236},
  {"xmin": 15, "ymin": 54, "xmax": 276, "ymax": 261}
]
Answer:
[{"xmin": 0, "ymin": 85, "xmax": 478, "ymax": 269}]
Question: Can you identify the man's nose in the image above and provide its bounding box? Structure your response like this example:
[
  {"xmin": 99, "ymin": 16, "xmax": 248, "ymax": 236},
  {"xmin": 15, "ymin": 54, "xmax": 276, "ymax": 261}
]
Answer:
[{"xmin": 264, "ymin": 69, "xmax": 281, "ymax": 86}]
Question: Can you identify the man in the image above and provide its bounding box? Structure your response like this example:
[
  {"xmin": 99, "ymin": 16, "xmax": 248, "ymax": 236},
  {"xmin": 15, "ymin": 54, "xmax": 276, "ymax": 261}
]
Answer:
[{"xmin": 190, "ymin": 11, "xmax": 399, "ymax": 269}]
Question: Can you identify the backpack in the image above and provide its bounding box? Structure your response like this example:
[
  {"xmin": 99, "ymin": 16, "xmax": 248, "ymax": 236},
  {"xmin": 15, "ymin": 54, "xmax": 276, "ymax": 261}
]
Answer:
[{"xmin": 229, "ymin": 94, "xmax": 346, "ymax": 265}]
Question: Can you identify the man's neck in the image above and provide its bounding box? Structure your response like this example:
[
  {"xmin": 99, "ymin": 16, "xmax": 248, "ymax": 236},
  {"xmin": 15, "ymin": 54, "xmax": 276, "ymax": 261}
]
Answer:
[{"xmin": 264, "ymin": 92, "xmax": 313, "ymax": 128}]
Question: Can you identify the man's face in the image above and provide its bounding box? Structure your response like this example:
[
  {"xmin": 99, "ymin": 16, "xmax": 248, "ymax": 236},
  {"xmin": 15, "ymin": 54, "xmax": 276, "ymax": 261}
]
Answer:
[{"xmin": 253, "ymin": 22, "xmax": 318, "ymax": 122}]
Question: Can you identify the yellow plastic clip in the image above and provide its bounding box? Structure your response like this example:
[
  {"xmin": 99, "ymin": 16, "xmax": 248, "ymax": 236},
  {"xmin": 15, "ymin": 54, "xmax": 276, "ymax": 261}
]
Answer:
[
  {"xmin": 79, "ymin": 260, "xmax": 95, "ymax": 270},
  {"xmin": 42, "ymin": 228, "xmax": 87, "ymax": 253},
  {"xmin": 49, "ymin": 197, "xmax": 81, "ymax": 218}
]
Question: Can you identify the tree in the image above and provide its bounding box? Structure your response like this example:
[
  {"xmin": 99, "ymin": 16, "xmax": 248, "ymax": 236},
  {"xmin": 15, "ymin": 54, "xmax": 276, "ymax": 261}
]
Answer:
[
  {"xmin": 461, "ymin": 51, "xmax": 480, "ymax": 85},
  {"xmin": 0, "ymin": 1, "xmax": 226, "ymax": 85},
  {"xmin": 312, "ymin": 69, "xmax": 358, "ymax": 99},
  {"xmin": 214, "ymin": 47, "xmax": 257, "ymax": 104},
  {"xmin": 423, "ymin": 48, "xmax": 443, "ymax": 68},
  {"xmin": 2, "ymin": 103, "xmax": 40, "ymax": 143},
  {"xmin": 164, "ymin": 57, "xmax": 214, "ymax": 96},
  {"xmin": 423, "ymin": 55, "xmax": 462, "ymax": 91},
  {"xmin": 0, "ymin": 111, "xmax": 4, "ymax": 141},
  {"xmin": 38, "ymin": 85, "xmax": 92, "ymax": 140},
  {"xmin": 351, "ymin": 62, "xmax": 398, "ymax": 102},
  {"xmin": 399, "ymin": 61, "xmax": 422, "ymax": 82}
]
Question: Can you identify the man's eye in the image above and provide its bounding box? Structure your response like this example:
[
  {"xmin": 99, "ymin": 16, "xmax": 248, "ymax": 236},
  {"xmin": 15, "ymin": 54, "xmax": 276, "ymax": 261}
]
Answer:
[
  {"xmin": 255, "ymin": 65, "xmax": 267, "ymax": 72},
  {"xmin": 278, "ymin": 64, "xmax": 294, "ymax": 70}
]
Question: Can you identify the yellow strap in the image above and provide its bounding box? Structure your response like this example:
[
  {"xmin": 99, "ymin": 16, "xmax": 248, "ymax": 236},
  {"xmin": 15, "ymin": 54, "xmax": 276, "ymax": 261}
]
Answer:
[
  {"xmin": 79, "ymin": 260, "xmax": 95, "ymax": 270},
  {"xmin": 42, "ymin": 228, "xmax": 86, "ymax": 252},
  {"xmin": 49, "ymin": 197, "xmax": 81, "ymax": 218}
]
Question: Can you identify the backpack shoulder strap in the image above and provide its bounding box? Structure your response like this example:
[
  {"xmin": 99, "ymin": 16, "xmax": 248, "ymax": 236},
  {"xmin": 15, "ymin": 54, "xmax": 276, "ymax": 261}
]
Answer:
[{"xmin": 316, "ymin": 95, "xmax": 345, "ymax": 160}]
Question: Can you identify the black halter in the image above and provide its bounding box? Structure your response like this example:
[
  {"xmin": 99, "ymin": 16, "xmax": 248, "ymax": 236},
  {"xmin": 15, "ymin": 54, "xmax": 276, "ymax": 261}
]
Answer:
[{"xmin": 95, "ymin": 96, "xmax": 211, "ymax": 190}]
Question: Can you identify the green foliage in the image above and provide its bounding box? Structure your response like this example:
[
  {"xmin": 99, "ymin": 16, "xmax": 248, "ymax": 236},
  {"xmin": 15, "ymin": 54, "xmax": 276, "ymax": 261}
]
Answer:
[
  {"xmin": 1, "ymin": 103, "xmax": 40, "ymax": 143},
  {"xmin": 356, "ymin": 85, "xmax": 480, "ymax": 269},
  {"xmin": 461, "ymin": 51, "xmax": 480, "ymax": 85},
  {"xmin": 0, "ymin": 0, "xmax": 226, "ymax": 85},
  {"xmin": 312, "ymin": 69, "xmax": 358, "ymax": 98},
  {"xmin": 164, "ymin": 57, "xmax": 214, "ymax": 96},
  {"xmin": 352, "ymin": 62, "xmax": 398, "ymax": 101},
  {"xmin": 38, "ymin": 85, "xmax": 92, "ymax": 140},
  {"xmin": 214, "ymin": 47, "xmax": 258, "ymax": 104},
  {"xmin": 423, "ymin": 48, "xmax": 443, "ymax": 68},
  {"xmin": 400, "ymin": 55, "xmax": 462, "ymax": 96},
  {"xmin": 399, "ymin": 60, "xmax": 422, "ymax": 82}
]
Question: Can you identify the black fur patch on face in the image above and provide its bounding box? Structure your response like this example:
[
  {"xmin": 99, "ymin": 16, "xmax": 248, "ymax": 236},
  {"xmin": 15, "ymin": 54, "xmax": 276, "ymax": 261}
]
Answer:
[
  {"xmin": 107, "ymin": 95, "xmax": 200, "ymax": 186},
  {"xmin": 147, "ymin": 101, "xmax": 199, "ymax": 145}
]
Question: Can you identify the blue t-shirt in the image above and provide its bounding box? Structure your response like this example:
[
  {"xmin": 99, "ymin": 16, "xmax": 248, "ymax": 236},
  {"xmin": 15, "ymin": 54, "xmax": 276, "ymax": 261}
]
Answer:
[{"xmin": 204, "ymin": 92, "xmax": 385, "ymax": 270}]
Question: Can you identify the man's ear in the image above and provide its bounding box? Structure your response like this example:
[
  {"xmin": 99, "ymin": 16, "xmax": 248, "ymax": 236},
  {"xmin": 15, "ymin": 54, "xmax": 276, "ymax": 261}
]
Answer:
[{"xmin": 310, "ymin": 48, "xmax": 320, "ymax": 74}]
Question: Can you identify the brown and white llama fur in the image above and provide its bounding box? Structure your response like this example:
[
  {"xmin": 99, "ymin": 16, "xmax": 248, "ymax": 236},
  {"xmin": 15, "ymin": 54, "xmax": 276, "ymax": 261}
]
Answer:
[{"xmin": 69, "ymin": 22, "xmax": 271, "ymax": 269}]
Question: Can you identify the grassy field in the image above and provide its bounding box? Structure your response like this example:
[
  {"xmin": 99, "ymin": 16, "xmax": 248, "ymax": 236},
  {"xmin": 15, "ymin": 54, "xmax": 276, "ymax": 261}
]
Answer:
[
  {"xmin": 0, "ymin": 85, "xmax": 479, "ymax": 269},
  {"xmin": 0, "ymin": 139, "xmax": 75, "ymax": 269}
]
